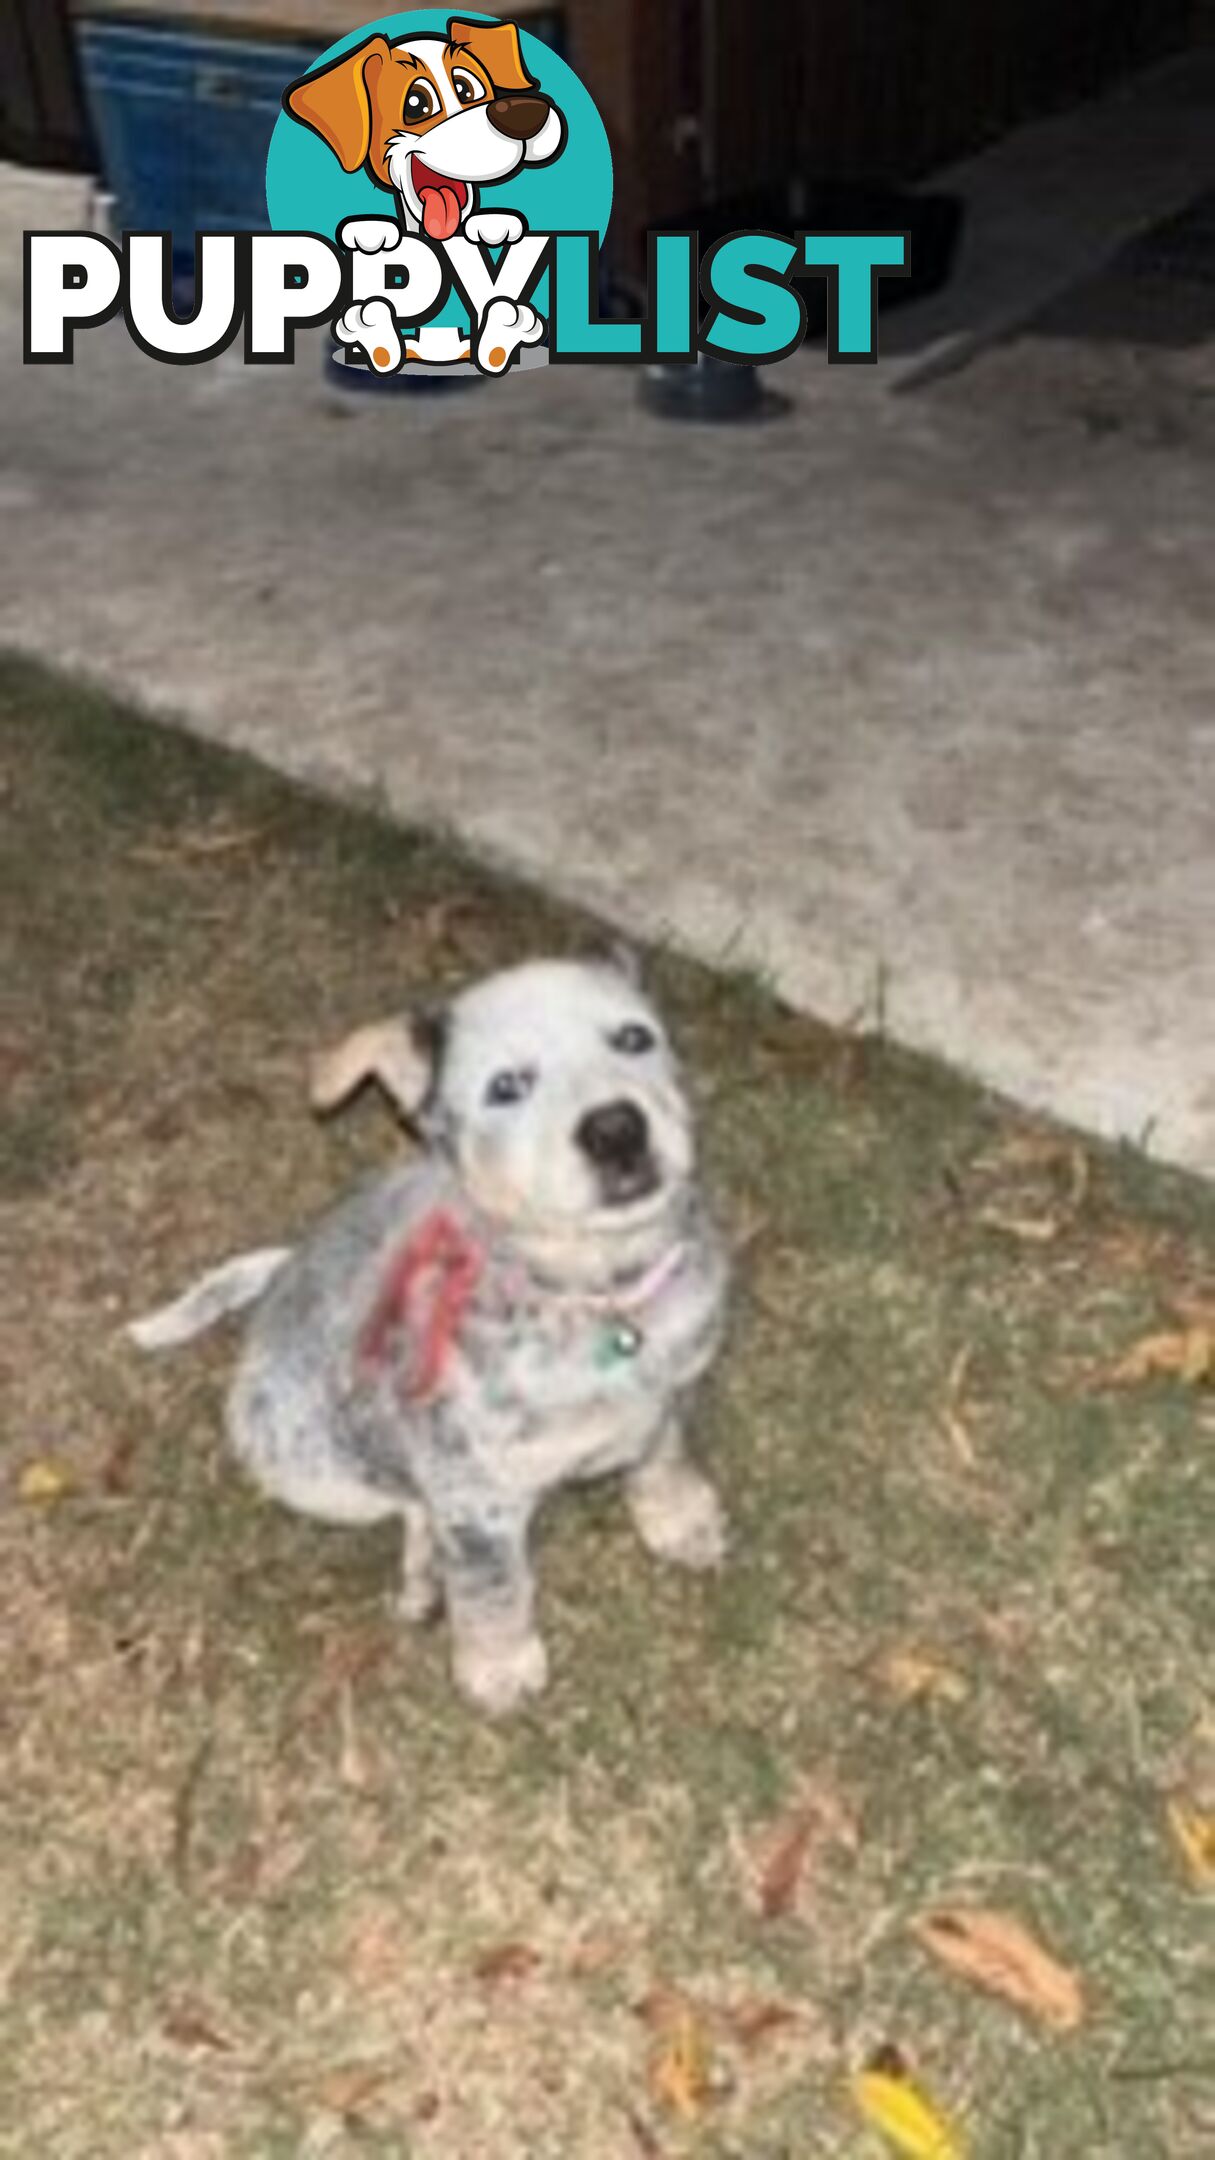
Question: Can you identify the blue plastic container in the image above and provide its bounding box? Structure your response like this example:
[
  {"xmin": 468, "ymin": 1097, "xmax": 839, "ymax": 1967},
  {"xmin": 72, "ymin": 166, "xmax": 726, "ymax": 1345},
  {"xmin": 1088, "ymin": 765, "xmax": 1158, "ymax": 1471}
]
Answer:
[
  {"xmin": 75, "ymin": 12, "xmax": 566, "ymax": 280},
  {"xmin": 75, "ymin": 16, "xmax": 317, "ymax": 274}
]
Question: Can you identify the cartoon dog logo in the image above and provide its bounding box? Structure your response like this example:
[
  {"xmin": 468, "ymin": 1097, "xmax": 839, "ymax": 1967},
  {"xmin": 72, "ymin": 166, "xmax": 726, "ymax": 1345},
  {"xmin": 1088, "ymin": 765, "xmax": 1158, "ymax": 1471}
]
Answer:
[{"xmin": 284, "ymin": 17, "xmax": 565, "ymax": 373}]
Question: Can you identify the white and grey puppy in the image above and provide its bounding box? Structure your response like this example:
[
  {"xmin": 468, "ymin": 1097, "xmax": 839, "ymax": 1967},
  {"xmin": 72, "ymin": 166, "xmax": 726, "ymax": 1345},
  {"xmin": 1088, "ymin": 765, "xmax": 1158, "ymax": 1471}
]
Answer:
[{"xmin": 130, "ymin": 958, "xmax": 729, "ymax": 1714}]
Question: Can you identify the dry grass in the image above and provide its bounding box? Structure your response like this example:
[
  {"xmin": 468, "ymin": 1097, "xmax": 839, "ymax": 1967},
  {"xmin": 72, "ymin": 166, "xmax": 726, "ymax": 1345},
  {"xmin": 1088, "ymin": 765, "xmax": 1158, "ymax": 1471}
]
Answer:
[{"xmin": 1, "ymin": 653, "xmax": 1212, "ymax": 2159}]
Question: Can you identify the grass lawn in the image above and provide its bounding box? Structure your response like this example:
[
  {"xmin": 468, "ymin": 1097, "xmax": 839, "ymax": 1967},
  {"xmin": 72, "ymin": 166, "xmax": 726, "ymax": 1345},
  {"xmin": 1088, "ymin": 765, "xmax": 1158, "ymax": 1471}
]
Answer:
[{"xmin": 0, "ymin": 652, "xmax": 1211, "ymax": 2159}]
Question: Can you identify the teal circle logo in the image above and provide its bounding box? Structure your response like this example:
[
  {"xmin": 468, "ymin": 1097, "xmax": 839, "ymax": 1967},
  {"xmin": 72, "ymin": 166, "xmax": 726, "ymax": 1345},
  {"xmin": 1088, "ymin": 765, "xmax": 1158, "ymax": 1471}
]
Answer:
[{"xmin": 266, "ymin": 12, "xmax": 612, "ymax": 247}]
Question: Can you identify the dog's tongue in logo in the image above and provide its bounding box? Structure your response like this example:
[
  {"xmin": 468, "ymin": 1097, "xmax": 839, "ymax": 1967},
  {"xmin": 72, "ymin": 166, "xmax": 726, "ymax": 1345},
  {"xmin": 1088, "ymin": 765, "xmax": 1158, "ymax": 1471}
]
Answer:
[{"xmin": 412, "ymin": 158, "xmax": 468, "ymax": 242}]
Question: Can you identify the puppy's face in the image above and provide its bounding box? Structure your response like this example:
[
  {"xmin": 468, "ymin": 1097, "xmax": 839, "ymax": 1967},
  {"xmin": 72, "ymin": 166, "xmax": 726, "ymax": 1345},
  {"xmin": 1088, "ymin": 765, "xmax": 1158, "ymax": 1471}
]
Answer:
[
  {"xmin": 285, "ymin": 20, "xmax": 566, "ymax": 241},
  {"xmin": 313, "ymin": 959, "xmax": 696, "ymax": 1260},
  {"xmin": 437, "ymin": 962, "xmax": 694, "ymax": 1243}
]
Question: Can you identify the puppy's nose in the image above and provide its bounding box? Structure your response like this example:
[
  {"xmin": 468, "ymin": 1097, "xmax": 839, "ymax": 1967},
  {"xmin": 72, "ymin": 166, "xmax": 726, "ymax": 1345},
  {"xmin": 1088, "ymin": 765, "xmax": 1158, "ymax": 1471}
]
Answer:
[
  {"xmin": 487, "ymin": 93, "xmax": 552, "ymax": 141},
  {"xmin": 577, "ymin": 1100, "xmax": 649, "ymax": 1169}
]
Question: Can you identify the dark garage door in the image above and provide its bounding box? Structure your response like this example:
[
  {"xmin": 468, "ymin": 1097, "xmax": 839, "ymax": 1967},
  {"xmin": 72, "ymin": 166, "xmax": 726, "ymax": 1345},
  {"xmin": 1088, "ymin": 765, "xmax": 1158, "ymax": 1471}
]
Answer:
[{"xmin": 0, "ymin": 0, "xmax": 92, "ymax": 169}]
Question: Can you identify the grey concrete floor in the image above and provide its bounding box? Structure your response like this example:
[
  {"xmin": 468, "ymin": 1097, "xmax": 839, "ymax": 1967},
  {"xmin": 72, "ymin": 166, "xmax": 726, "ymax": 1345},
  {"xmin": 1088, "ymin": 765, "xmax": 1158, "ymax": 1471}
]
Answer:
[{"xmin": 3, "ymin": 78, "xmax": 1214, "ymax": 1173}]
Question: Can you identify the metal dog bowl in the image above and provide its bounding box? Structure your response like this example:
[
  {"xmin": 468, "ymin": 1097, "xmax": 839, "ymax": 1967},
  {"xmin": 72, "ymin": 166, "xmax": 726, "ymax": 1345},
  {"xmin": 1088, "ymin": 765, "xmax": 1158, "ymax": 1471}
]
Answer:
[
  {"xmin": 325, "ymin": 347, "xmax": 481, "ymax": 396},
  {"xmin": 639, "ymin": 353, "xmax": 773, "ymax": 423}
]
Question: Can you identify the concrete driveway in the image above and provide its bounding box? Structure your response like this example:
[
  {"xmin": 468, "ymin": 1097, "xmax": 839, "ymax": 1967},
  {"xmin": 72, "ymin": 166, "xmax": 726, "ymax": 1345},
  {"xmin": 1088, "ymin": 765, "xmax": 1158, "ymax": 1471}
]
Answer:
[{"xmin": 3, "ymin": 131, "xmax": 1213, "ymax": 1173}]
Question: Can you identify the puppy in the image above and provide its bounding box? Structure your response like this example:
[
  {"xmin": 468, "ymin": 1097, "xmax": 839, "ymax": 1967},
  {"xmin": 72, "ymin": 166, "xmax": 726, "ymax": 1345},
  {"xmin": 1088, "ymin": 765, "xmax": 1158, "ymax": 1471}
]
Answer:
[{"xmin": 130, "ymin": 959, "xmax": 729, "ymax": 1715}]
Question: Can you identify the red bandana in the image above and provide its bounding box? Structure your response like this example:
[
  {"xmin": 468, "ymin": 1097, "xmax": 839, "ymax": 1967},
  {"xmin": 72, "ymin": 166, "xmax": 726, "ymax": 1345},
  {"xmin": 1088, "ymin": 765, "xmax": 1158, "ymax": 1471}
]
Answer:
[{"xmin": 359, "ymin": 1209, "xmax": 484, "ymax": 1402}]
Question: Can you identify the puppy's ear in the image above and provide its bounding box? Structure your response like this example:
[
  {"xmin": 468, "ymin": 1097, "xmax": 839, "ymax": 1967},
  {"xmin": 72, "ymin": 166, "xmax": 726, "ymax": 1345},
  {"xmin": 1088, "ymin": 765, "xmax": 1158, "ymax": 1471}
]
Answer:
[
  {"xmin": 310, "ymin": 1010, "xmax": 443, "ymax": 1121},
  {"xmin": 448, "ymin": 17, "xmax": 535, "ymax": 93},
  {"xmin": 600, "ymin": 938, "xmax": 643, "ymax": 987},
  {"xmin": 284, "ymin": 35, "xmax": 391, "ymax": 172}
]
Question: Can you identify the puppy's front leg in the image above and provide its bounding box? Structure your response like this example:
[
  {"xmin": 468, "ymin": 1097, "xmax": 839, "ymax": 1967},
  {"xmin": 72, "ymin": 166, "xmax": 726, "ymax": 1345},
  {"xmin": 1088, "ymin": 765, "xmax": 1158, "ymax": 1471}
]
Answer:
[
  {"xmin": 436, "ymin": 1504, "xmax": 548, "ymax": 1716},
  {"xmin": 395, "ymin": 1498, "xmax": 442, "ymax": 1625},
  {"xmin": 627, "ymin": 1412, "xmax": 727, "ymax": 1571}
]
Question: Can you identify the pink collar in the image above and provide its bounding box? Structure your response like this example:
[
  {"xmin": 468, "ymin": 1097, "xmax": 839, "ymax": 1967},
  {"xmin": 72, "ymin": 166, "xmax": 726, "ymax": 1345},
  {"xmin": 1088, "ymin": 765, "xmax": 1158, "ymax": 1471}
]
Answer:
[{"xmin": 575, "ymin": 1239, "xmax": 690, "ymax": 1315}]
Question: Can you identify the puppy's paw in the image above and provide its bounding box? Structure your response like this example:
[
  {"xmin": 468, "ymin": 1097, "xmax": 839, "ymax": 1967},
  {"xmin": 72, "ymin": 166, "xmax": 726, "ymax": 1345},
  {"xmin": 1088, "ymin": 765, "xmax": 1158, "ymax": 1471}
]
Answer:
[
  {"xmin": 392, "ymin": 1573, "xmax": 443, "ymax": 1626},
  {"xmin": 453, "ymin": 1630, "xmax": 549, "ymax": 1716},
  {"xmin": 339, "ymin": 215, "xmax": 403, "ymax": 254},
  {"xmin": 475, "ymin": 296, "xmax": 544, "ymax": 375},
  {"xmin": 629, "ymin": 1467, "xmax": 728, "ymax": 1571},
  {"xmin": 335, "ymin": 299, "xmax": 401, "ymax": 373},
  {"xmin": 463, "ymin": 209, "xmax": 526, "ymax": 248}
]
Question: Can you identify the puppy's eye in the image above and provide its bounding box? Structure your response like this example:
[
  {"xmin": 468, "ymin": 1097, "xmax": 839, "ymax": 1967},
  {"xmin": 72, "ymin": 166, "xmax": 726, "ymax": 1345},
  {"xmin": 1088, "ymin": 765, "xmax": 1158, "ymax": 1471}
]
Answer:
[
  {"xmin": 451, "ymin": 68, "xmax": 485, "ymax": 106},
  {"xmin": 402, "ymin": 79, "xmax": 438, "ymax": 123},
  {"xmin": 485, "ymin": 1068, "xmax": 535, "ymax": 1107},
  {"xmin": 610, "ymin": 1022, "xmax": 657, "ymax": 1056}
]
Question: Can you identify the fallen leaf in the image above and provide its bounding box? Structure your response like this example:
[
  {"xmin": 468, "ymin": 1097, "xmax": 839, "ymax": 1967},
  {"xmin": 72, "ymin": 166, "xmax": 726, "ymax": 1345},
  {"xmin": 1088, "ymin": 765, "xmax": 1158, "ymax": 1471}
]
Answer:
[
  {"xmin": 128, "ymin": 821, "xmax": 273, "ymax": 865},
  {"xmin": 721, "ymin": 1996, "xmax": 800, "ymax": 2049},
  {"xmin": 941, "ymin": 1347, "xmax": 978, "ymax": 1467},
  {"xmin": 941, "ymin": 1405, "xmax": 977, "ymax": 1469},
  {"xmin": 1088, "ymin": 1327, "xmax": 1213, "ymax": 1391},
  {"xmin": 312, "ymin": 2062, "xmax": 394, "ymax": 2120},
  {"xmin": 162, "ymin": 2003, "xmax": 235, "ymax": 2053},
  {"xmin": 876, "ymin": 1647, "xmax": 969, "ymax": 1707},
  {"xmin": 753, "ymin": 1782, "xmax": 859, "ymax": 1917},
  {"xmin": 170, "ymin": 1734, "xmax": 214, "ymax": 1889},
  {"xmin": 852, "ymin": 2052, "xmax": 966, "ymax": 2160},
  {"xmin": 337, "ymin": 1682, "xmax": 373, "ymax": 1791},
  {"xmin": 977, "ymin": 1206, "xmax": 1062, "ymax": 1244},
  {"xmin": 647, "ymin": 2002, "xmax": 712, "ymax": 2121},
  {"xmin": 100, "ymin": 1429, "xmax": 138, "ymax": 1495},
  {"xmin": 756, "ymin": 1805, "xmax": 817, "ymax": 1918},
  {"xmin": 637, "ymin": 1982, "xmax": 798, "ymax": 2057},
  {"xmin": 473, "ymin": 1940, "xmax": 541, "ymax": 1985},
  {"xmin": 1166, "ymin": 1799, "xmax": 1215, "ymax": 1890},
  {"xmin": 943, "ymin": 1343, "xmax": 969, "ymax": 1399},
  {"xmin": 17, "ymin": 1458, "xmax": 74, "ymax": 1504},
  {"xmin": 976, "ymin": 1129, "xmax": 1089, "ymax": 1206},
  {"xmin": 911, "ymin": 1908, "xmax": 1085, "ymax": 2031}
]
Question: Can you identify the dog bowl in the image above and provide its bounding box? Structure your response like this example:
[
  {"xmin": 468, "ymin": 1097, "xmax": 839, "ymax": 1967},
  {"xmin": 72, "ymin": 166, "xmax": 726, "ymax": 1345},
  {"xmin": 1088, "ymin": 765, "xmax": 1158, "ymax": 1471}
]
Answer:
[
  {"xmin": 325, "ymin": 347, "xmax": 482, "ymax": 396},
  {"xmin": 639, "ymin": 354, "xmax": 774, "ymax": 423}
]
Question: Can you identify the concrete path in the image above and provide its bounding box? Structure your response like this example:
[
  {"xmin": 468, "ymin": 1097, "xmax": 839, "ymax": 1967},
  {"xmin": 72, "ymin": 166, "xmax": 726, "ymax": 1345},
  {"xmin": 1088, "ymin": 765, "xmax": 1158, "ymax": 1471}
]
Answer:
[{"xmin": 3, "ymin": 85, "xmax": 1214, "ymax": 1173}]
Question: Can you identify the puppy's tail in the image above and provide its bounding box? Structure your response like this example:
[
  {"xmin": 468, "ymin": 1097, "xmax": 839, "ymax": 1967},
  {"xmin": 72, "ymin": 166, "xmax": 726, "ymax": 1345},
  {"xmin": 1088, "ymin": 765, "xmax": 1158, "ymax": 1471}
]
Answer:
[{"xmin": 126, "ymin": 1247, "xmax": 291, "ymax": 1351}]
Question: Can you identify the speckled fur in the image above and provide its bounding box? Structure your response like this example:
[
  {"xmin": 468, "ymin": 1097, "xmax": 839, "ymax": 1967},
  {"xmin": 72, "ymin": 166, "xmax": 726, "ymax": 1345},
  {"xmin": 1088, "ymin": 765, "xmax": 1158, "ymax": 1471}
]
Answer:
[{"xmin": 141, "ymin": 960, "xmax": 730, "ymax": 1714}]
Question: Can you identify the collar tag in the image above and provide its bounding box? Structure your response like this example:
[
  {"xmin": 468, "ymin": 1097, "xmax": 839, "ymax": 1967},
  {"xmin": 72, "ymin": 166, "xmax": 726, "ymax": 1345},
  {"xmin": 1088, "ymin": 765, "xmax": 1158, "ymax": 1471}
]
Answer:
[{"xmin": 595, "ymin": 1318, "xmax": 644, "ymax": 1369}]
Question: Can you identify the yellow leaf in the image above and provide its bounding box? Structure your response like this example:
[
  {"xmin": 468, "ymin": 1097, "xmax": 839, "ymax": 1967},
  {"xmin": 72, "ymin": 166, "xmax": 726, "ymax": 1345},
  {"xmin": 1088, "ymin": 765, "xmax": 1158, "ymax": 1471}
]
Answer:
[
  {"xmin": 1167, "ymin": 1799, "xmax": 1215, "ymax": 1890},
  {"xmin": 17, "ymin": 1458, "xmax": 74, "ymax": 1504},
  {"xmin": 1181, "ymin": 1328, "xmax": 1214, "ymax": 1385},
  {"xmin": 647, "ymin": 2003, "xmax": 712, "ymax": 2121},
  {"xmin": 876, "ymin": 1648, "xmax": 969, "ymax": 1707},
  {"xmin": 911, "ymin": 1908, "xmax": 1085, "ymax": 2032},
  {"xmin": 852, "ymin": 2061, "xmax": 966, "ymax": 2159},
  {"xmin": 1094, "ymin": 1327, "xmax": 1213, "ymax": 1390}
]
